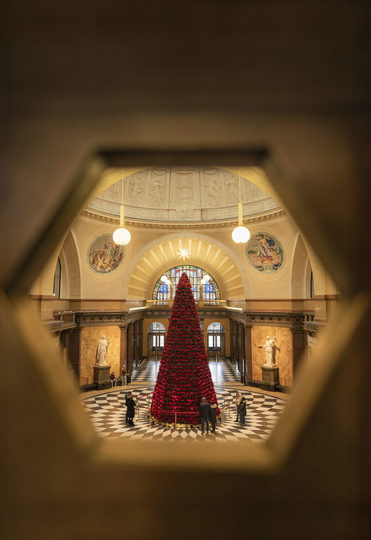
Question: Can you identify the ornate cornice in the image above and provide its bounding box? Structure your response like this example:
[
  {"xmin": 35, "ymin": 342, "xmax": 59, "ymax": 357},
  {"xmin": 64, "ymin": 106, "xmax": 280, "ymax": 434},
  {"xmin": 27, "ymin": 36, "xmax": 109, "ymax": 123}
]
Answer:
[
  {"xmin": 81, "ymin": 208, "xmax": 287, "ymax": 229},
  {"xmin": 43, "ymin": 320, "xmax": 77, "ymax": 334},
  {"xmin": 75, "ymin": 311, "xmax": 129, "ymax": 326},
  {"xmin": 230, "ymin": 311, "xmax": 313, "ymax": 329},
  {"xmin": 51, "ymin": 308, "xmax": 318, "ymax": 329}
]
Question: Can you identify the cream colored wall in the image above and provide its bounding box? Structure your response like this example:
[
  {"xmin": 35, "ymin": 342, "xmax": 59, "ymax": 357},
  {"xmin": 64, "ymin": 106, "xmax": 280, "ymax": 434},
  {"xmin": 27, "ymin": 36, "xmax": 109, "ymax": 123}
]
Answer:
[
  {"xmin": 34, "ymin": 207, "xmax": 338, "ymax": 308},
  {"xmin": 241, "ymin": 216, "xmax": 298, "ymax": 299},
  {"xmin": 80, "ymin": 326, "xmax": 120, "ymax": 385},
  {"xmin": 72, "ymin": 212, "xmax": 299, "ymax": 301},
  {"xmin": 71, "ymin": 216, "xmax": 130, "ymax": 299},
  {"xmin": 251, "ymin": 325, "xmax": 293, "ymax": 387}
]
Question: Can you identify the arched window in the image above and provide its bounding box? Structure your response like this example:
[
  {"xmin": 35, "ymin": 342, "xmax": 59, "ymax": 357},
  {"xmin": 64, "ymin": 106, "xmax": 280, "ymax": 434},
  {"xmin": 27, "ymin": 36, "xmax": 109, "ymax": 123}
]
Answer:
[
  {"xmin": 152, "ymin": 265, "xmax": 220, "ymax": 303},
  {"xmin": 309, "ymin": 270, "xmax": 314, "ymax": 298},
  {"xmin": 53, "ymin": 257, "xmax": 62, "ymax": 298},
  {"xmin": 207, "ymin": 322, "xmax": 225, "ymax": 351},
  {"xmin": 148, "ymin": 322, "xmax": 166, "ymax": 351}
]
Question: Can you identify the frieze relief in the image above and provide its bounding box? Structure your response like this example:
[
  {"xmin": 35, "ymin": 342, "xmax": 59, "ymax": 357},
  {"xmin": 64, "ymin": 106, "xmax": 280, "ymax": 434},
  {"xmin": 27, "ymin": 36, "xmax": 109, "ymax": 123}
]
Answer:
[
  {"xmin": 88, "ymin": 167, "xmax": 280, "ymax": 223},
  {"xmin": 146, "ymin": 169, "xmax": 168, "ymax": 208}
]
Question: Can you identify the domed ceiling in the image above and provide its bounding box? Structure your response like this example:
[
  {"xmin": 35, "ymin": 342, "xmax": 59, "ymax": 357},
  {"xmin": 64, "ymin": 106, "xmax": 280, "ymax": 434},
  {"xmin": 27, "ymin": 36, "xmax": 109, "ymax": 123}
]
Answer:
[{"xmin": 87, "ymin": 167, "xmax": 280, "ymax": 224}]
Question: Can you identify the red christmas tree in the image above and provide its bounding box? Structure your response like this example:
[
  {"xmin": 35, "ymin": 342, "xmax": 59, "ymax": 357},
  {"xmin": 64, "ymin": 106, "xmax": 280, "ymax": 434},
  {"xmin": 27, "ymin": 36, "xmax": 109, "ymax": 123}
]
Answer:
[{"xmin": 151, "ymin": 272, "xmax": 218, "ymax": 425}]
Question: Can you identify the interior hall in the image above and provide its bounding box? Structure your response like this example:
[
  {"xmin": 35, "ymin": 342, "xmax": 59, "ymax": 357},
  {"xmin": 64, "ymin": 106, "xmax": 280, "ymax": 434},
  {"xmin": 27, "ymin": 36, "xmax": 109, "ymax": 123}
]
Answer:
[{"xmin": 1, "ymin": 2, "xmax": 370, "ymax": 540}]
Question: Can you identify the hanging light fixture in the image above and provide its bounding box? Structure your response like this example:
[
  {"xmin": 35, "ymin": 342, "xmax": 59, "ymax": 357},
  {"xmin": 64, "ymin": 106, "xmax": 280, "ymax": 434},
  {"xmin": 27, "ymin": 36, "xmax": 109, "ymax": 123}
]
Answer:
[
  {"xmin": 113, "ymin": 177, "xmax": 131, "ymax": 245},
  {"xmin": 160, "ymin": 274, "xmax": 171, "ymax": 285},
  {"xmin": 232, "ymin": 170, "xmax": 250, "ymax": 244}
]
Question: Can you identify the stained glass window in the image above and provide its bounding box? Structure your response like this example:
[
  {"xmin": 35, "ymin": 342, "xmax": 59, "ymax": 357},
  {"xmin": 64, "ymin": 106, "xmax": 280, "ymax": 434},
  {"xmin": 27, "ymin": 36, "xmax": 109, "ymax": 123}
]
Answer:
[{"xmin": 152, "ymin": 265, "xmax": 220, "ymax": 303}]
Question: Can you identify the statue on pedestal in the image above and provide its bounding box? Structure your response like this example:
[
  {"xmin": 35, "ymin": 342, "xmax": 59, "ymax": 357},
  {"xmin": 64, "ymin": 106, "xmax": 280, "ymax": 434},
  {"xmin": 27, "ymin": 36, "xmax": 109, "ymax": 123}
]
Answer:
[
  {"xmin": 259, "ymin": 336, "xmax": 277, "ymax": 367},
  {"xmin": 96, "ymin": 335, "xmax": 110, "ymax": 366}
]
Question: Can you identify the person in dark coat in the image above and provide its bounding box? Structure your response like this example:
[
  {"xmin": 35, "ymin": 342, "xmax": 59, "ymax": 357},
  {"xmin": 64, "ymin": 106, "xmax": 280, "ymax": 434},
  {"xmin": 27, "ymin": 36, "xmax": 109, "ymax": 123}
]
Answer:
[
  {"xmin": 238, "ymin": 397, "xmax": 247, "ymax": 425},
  {"xmin": 235, "ymin": 391, "xmax": 242, "ymax": 422},
  {"xmin": 210, "ymin": 401, "xmax": 218, "ymax": 433},
  {"xmin": 199, "ymin": 397, "xmax": 211, "ymax": 435},
  {"xmin": 125, "ymin": 392, "xmax": 136, "ymax": 426}
]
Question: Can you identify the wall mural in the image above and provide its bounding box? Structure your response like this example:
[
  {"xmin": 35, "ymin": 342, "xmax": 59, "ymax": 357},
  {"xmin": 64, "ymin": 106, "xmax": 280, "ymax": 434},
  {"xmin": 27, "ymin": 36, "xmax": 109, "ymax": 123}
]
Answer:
[
  {"xmin": 88, "ymin": 234, "xmax": 125, "ymax": 273},
  {"xmin": 246, "ymin": 233, "xmax": 283, "ymax": 273}
]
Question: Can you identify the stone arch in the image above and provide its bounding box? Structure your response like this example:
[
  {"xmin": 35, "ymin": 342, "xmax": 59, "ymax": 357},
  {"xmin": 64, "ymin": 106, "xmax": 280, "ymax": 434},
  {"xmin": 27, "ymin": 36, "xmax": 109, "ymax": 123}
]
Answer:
[
  {"xmin": 291, "ymin": 233, "xmax": 310, "ymax": 298},
  {"xmin": 291, "ymin": 232, "xmax": 334, "ymax": 299},
  {"xmin": 60, "ymin": 230, "xmax": 81, "ymax": 298},
  {"xmin": 124, "ymin": 233, "xmax": 247, "ymax": 301}
]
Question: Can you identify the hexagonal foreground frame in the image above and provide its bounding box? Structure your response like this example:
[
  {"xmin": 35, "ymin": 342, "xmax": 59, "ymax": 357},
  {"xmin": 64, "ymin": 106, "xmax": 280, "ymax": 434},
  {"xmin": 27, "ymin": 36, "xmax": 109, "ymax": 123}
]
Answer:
[{"xmin": 3, "ymin": 148, "xmax": 368, "ymax": 475}]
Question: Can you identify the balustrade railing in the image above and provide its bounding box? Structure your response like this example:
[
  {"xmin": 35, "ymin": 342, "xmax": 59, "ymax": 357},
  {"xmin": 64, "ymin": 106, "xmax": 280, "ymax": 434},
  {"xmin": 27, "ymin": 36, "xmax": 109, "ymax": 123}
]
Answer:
[
  {"xmin": 146, "ymin": 299, "xmax": 227, "ymax": 308},
  {"xmin": 135, "ymin": 394, "xmax": 236, "ymax": 428}
]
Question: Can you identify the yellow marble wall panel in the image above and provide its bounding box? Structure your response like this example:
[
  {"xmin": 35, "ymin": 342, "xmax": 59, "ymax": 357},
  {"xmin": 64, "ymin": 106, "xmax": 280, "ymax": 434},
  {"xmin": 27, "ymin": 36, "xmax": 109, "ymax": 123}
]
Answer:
[
  {"xmin": 80, "ymin": 326, "xmax": 120, "ymax": 384},
  {"xmin": 251, "ymin": 325, "xmax": 293, "ymax": 387}
]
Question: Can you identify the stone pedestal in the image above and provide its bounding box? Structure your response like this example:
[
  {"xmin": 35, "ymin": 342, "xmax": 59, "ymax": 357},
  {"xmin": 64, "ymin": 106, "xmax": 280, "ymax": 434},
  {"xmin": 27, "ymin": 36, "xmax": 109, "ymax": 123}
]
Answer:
[
  {"xmin": 261, "ymin": 365, "xmax": 279, "ymax": 391},
  {"xmin": 94, "ymin": 364, "xmax": 111, "ymax": 390}
]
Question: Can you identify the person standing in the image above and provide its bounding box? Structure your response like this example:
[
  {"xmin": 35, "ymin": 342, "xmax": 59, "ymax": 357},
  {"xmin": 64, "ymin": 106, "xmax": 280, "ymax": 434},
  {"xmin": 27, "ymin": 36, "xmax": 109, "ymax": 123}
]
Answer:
[
  {"xmin": 125, "ymin": 391, "xmax": 136, "ymax": 426},
  {"xmin": 199, "ymin": 397, "xmax": 211, "ymax": 435},
  {"xmin": 235, "ymin": 391, "xmax": 242, "ymax": 422},
  {"xmin": 238, "ymin": 397, "xmax": 247, "ymax": 426},
  {"xmin": 210, "ymin": 402, "xmax": 218, "ymax": 433}
]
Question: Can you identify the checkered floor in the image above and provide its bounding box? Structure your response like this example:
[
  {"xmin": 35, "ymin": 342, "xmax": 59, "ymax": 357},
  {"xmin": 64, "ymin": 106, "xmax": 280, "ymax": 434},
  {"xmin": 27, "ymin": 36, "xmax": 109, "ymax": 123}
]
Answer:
[
  {"xmin": 131, "ymin": 358, "xmax": 239, "ymax": 384},
  {"xmin": 82, "ymin": 384, "xmax": 286, "ymax": 443}
]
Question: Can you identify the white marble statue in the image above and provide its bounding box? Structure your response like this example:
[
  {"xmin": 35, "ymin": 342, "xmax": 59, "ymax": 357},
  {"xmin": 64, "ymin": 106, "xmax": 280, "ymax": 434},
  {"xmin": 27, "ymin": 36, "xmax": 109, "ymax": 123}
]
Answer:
[
  {"xmin": 259, "ymin": 336, "xmax": 277, "ymax": 367},
  {"xmin": 96, "ymin": 335, "xmax": 110, "ymax": 366}
]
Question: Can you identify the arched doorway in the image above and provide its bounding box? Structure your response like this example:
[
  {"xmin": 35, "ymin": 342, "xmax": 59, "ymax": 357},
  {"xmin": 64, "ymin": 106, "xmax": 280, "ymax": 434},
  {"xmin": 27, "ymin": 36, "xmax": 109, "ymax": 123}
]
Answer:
[
  {"xmin": 147, "ymin": 322, "xmax": 166, "ymax": 360},
  {"xmin": 207, "ymin": 322, "xmax": 225, "ymax": 359}
]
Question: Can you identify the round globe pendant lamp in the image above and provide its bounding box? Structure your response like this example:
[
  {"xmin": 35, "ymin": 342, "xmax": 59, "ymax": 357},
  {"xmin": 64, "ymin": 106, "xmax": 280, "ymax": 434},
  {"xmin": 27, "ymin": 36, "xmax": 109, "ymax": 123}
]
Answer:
[
  {"xmin": 113, "ymin": 178, "xmax": 131, "ymax": 246},
  {"xmin": 232, "ymin": 170, "xmax": 250, "ymax": 244}
]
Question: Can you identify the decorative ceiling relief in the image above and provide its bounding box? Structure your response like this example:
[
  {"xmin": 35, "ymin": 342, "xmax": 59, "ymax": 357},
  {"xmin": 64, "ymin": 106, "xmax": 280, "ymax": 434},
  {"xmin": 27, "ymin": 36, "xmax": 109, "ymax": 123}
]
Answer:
[
  {"xmin": 246, "ymin": 233, "xmax": 283, "ymax": 273},
  {"xmin": 88, "ymin": 234, "xmax": 125, "ymax": 274},
  {"xmin": 88, "ymin": 167, "xmax": 280, "ymax": 223},
  {"xmin": 146, "ymin": 169, "xmax": 168, "ymax": 208}
]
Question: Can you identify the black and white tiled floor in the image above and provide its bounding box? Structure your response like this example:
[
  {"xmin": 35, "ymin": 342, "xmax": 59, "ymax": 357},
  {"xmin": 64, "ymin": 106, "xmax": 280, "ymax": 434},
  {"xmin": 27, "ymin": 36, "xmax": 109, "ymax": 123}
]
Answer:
[
  {"xmin": 131, "ymin": 358, "xmax": 239, "ymax": 384},
  {"xmin": 82, "ymin": 380, "xmax": 287, "ymax": 443}
]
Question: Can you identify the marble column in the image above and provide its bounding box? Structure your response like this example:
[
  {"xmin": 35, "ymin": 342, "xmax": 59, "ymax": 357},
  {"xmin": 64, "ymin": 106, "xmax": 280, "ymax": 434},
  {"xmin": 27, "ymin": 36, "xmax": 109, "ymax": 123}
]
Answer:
[
  {"xmin": 244, "ymin": 324, "xmax": 252, "ymax": 385},
  {"xmin": 230, "ymin": 320, "xmax": 237, "ymax": 370},
  {"xmin": 119, "ymin": 324, "xmax": 127, "ymax": 372},
  {"xmin": 138, "ymin": 319, "xmax": 143, "ymax": 363},
  {"xmin": 238, "ymin": 323, "xmax": 245, "ymax": 384},
  {"xmin": 292, "ymin": 328, "xmax": 307, "ymax": 374},
  {"xmin": 127, "ymin": 323, "xmax": 134, "ymax": 375},
  {"xmin": 66, "ymin": 327, "xmax": 81, "ymax": 381}
]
